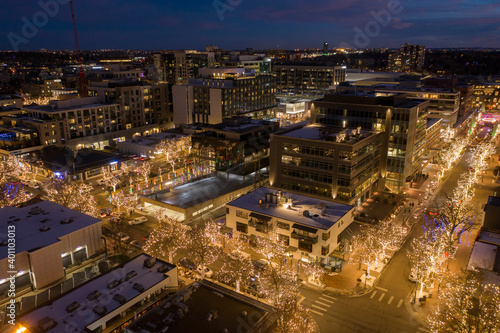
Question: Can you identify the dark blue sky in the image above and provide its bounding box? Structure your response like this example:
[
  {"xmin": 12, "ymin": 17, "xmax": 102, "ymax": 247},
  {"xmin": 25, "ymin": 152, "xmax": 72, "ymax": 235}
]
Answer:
[{"xmin": 2, "ymin": 0, "xmax": 500, "ymax": 51}]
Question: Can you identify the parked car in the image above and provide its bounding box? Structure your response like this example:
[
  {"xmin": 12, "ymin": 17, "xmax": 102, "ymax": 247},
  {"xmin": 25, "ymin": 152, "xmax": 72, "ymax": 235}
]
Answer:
[
  {"xmin": 253, "ymin": 259, "xmax": 268, "ymax": 271},
  {"xmin": 178, "ymin": 257, "xmax": 196, "ymax": 271},
  {"xmin": 117, "ymin": 232, "xmax": 130, "ymax": 243},
  {"xmin": 228, "ymin": 250, "xmax": 251, "ymax": 261},
  {"xmin": 196, "ymin": 266, "xmax": 214, "ymax": 278},
  {"xmin": 408, "ymin": 273, "xmax": 417, "ymax": 283},
  {"xmin": 129, "ymin": 216, "xmax": 148, "ymax": 225},
  {"xmin": 130, "ymin": 240, "xmax": 139, "ymax": 247},
  {"xmin": 100, "ymin": 208, "xmax": 112, "ymax": 217},
  {"xmin": 98, "ymin": 179, "xmax": 106, "ymax": 186}
]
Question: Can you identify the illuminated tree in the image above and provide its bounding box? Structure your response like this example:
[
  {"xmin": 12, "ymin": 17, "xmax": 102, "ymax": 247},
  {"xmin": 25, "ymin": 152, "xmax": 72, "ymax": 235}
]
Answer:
[
  {"xmin": 101, "ymin": 166, "xmax": 120, "ymax": 192},
  {"xmin": 0, "ymin": 156, "xmax": 32, "ymax": 208},
  {"xmin": 348, "ymin": 224, "xmax": 381, "ymax": 278},
  {"xmin": 300, "ymin": 261, "xmax": 326, "ymax": 286},
  {"xmin": 110, "ymin": 191, "xmax": 137, "ymax": 216},
  {"xmin": 437, "ymin": 191, "xmax": 475, "ymax": 250},
  {"xmin": 143, "ymin": 213, "xmax": 188, "ymax": 263},
  {"xmin": 187, "ymin": 220, "xmax": 223, "ymax": 278},
  {"xmin": 156, "ymin": 139, "xmax": 179, "ymax": 174},
  {"xmin": 46, "ymin": 180, "xmax": 99, "ymax": 218},
  {"xmin": 427, "ymin": 269, "xmax": 500, "ymax": 333},
  {"xmin": 137, "ymin": 161, "xmax": 151, "ymax": 186}
]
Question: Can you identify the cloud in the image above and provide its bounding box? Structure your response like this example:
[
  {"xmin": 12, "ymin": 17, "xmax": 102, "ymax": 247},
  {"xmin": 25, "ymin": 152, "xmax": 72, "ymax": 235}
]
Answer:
[{"xmin": 393, "ymin": 18, "xmax": 414, "ymax": 30}]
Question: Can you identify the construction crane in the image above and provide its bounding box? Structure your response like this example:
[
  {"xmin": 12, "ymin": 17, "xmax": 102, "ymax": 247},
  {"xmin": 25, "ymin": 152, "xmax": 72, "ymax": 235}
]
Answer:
[{"xmin": 70, "ymin": 1, "xmax": 86, "ymax": 97}]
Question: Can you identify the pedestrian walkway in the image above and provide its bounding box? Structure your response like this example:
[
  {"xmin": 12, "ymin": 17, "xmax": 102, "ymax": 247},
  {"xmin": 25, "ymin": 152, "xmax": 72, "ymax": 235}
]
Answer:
[
  {"xmin": 303, "ymin": 293, "xmax": 337, "ymax": 317},
  {"xmin": 367, "ymin": 287, "xmax": 404, "ymax": 308}
]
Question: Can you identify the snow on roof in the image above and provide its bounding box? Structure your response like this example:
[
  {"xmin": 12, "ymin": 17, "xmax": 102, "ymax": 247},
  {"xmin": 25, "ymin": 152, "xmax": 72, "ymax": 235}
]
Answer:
[
  {"xmin": 227, "ymin": 187, "xmax": 354, "ymax": 230},
  {"xmin": 20, "ymin": 254, "xmax": 175, "ymax": 333},
  {"xmin": 0, "ymin": 201, "xmax": 101, "ymax": 259},
  {"xmin": 467, "ymin": 241, "xmax": 498, "ymax": 271}
]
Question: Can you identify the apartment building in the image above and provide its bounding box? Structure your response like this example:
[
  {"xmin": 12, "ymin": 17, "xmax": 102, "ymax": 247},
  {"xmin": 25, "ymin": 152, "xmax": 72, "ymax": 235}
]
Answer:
[
  {"xmin": 473, "ymin": 83, "xmax": 500, "ymax": 111},
  {"xmin": 387, "ymin": 43, "xmax": 426, "ymax": 73},
  {"xmin": 173, "ymin": 68, "xmax": 276, "ymax": 126},
  {"xmin": 226, "ymin": 187, "xmax": 355, "ymax": 263}
]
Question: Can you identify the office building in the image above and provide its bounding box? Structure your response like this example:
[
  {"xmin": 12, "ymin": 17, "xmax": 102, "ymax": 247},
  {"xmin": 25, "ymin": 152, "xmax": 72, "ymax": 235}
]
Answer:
[
  {"xmin": 173, "ymin": 68, "xmax": 276, "ymax": 126},
  {"xmin": 0, "ymin": 201, "xmax": 102, "ymax": 292},
  {"xmin": 311, "ymin": 91, "xmax": 429, "ymax": 193},
  {"xmin": 226, "ymin": 187, "xmax": 355, "ymax": 263},
  {"xmin": 274, "ymin": 64, "xmax": 346, "ymax": 96},
  {"xmin": 270, "ymin": 124, "xmax": 384, "ymax": 205}
]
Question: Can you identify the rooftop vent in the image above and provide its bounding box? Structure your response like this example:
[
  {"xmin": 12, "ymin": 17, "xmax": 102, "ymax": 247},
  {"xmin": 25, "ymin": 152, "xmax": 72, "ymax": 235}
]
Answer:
[
  {"xmin": 125, "ymin": 270, "xmax": 137, "ymax": 281},
  {"xmin": 133, "ymin": 283, "xmax": 144, "ymax": 292},
  {"xmin": 87, "ymin": 290, "xmax": 101, "ymax": 301},
  {"xmin": 29, "ymin": 207, "xmax": 42, "ymax": 215},
  {"xmin": 113, "ymin": 294, "xmax": 126, "ymax": 304},
  {"xmin": 66, "ymin": 301, "xmax": 80, "ymax": 313},
  {"xmin": 37, "ymin": 317, "xmax": 56, "ymax": 331},
  {"xmin": 157, "ymin": 265, "xmax": 168, "ymax": 273},
  {"xmin": 144, "ymin": 257, "xmax": 156, "ymax": 268},
  {"xmin": 93, "ymin": 305, "xmax": 107, "ymax": 316},
  {"xmin": 60, "ymin": 218, "xmax": 73, "ymax": 225},
  {"xmin": 107, "ymin": 279, "xmax": 121, "ymax": 289},
  {"xmin": 39, "ymin": 226, "xmax": 51, "ymax": 232}
]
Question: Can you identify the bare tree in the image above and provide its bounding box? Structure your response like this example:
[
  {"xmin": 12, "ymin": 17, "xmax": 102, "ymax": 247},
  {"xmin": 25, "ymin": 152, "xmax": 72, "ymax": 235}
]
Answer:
[
  {"xmin": 46, "ymin": 180, "xmax": 99, "ymax": 218},
  {"xmin": 156, "ymin": 139, "xmax": 179, "ymax": 174}
]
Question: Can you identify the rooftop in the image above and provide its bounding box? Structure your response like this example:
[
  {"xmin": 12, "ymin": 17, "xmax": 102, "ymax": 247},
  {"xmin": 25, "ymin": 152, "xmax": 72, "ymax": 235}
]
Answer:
[
  {"xmin": 227, "ymin": 187, "xmax": 354, "ymax": 231},
  {"xmin": 0, "ymin": 201, "xmax": 101, "ymax": 259},
  {"xmin": 20, "ymin": 254, "xmax": 176, "ymax": 333},
  {"xmin": 281, "ymin": 124, "xmax": 378, "ymax": 144},
  {"xmin": 125, "ymin": 281, "xmax": 270, "ymax": 333},
  {"xmin": 426, "ymin": 117, "xmax": 441, "ymax": 129}
]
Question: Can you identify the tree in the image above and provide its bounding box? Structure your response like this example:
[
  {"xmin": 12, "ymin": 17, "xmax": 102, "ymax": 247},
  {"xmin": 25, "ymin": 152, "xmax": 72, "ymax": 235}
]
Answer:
[
  {"xmin": 46, "ymin": 180, "xmax": 99, "ymax": 218},
  {"xmin": 407, "ymin": 226, "xmax": 447, "ymax": 297},
  {"xmin": 187, "ymin": 220, "xmax": 223, "ymax": 279},
  {"xmin": 137, "ymin": 161, "xmax": 151, "ymax": 187},
  {"xmin": 106, "ymin": 216, "xmax": 132, "ymax": 256},
  {"xmin": 437, "ymin": 191, "xmax": 475, "ymax": 250},
  {"xmin": 101, "ymin": 166, "xmax": 120, "ymax": 192},
  {"xmin": 374, "ymin": 221, "xmax": 402, "ymax": 261},
  {"xmin": 427, "ymin": 269, "xmax": 500, "ymax": 333},
  {"xmin": 348, "ymin": 224, "xmax": 381, "ymax": 278},
  {"xmin": 156, "ymin": 139, "xmax": 179, "ymax": 174},
  {"xmin": 217, "ymin": 235, "xmax": 255, "ymax": 292},
  {"xmin": 143, "ymin": 213, "xmax": 188, "ymax": 263},
  {"xmin": 0, "ymin": 156, "xmax": 32, "ymax": 208},
  {"xmin": 110, "ymin": 191, "xmax": 137, "ymax": 216},
  {"xmin": 300, "ymin": 261, "xmax": 326, "ymax": 286}
]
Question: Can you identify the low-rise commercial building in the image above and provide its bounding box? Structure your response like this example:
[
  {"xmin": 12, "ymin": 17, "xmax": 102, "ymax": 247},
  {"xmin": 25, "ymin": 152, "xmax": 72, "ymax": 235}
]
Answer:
[
  {"xmin": 19, "ymin": 254, "xmax": 178, "ymax": 333},
  {"xmin": 226, "ymin": 187, "xmax": 355, "ymax": 264},
  {"xmin": 0, "ymin": 201, "xmax": 102, "ymax": 294}
]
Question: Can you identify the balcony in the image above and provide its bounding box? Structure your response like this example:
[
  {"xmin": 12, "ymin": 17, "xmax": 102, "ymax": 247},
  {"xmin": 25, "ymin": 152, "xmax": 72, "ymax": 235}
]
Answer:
[{"xmin": 291, "ymin": 231, "xmax": 318, "ymax": 245}]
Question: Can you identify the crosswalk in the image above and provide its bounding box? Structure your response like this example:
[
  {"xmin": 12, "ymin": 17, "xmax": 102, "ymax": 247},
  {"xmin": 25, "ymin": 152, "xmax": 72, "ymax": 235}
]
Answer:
[
  {"xmin": 368, "ymin": 287, "xmax": 404, "ymax": 308},
  {"xmin": 306, "ymin": 293, "xmax": 337, "ymax": 316}
]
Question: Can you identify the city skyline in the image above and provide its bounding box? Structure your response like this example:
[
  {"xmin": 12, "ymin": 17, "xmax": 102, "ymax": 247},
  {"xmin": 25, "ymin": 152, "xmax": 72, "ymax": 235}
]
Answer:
[{"xmin": 2, "ymin": 0, "xmax": 500, "ymax": 51}]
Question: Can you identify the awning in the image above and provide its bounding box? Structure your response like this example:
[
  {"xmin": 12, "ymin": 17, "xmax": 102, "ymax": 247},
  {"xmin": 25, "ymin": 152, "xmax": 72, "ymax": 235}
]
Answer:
[
  {"xmin": 286, "ymin": 246, "xmax": 298, "ymax": 253},
  {"xmin": 292, "ymin": 223, "xmax": 318, "ymax": 234},
  {"xmin": 250, "ymin": 212, "xmax": 272, "ymax": 222}
]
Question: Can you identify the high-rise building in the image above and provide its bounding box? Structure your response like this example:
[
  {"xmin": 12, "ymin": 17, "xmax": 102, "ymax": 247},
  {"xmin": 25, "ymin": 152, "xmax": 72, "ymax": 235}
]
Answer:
[
  {"xmin": 387, "ymin": 43, "xmax": 425, "ymax": 73},
  {"xmin": 323, "ymin": 42, "xmax": 329, "ymax": 54},
  {"xmin": 173, "ymin": 68, "xmax": 276, "ymax": 126}
]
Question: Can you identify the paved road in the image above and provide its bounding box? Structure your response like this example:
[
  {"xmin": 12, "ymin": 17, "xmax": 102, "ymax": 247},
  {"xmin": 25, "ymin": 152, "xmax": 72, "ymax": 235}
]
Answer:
[{"xmin": 297, "ymin": 126, "xmax": 499, "ymax": 333}]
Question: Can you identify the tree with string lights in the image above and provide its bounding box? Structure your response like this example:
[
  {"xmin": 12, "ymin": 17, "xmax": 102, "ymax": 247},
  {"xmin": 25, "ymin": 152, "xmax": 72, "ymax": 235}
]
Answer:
[
  {"xmin": 299, "ymin": 261, "xmax": 326, "ymax": 286},
  {"xmin": 427, "ymin": 269, "xmax": 500, "ymax": 333},
  {"xmin": 101, "ymin": 166, "xmax": 120, "ymax": 192},
  {"xmin": 187, "ymin": 220, "xmax": 223, "ymax": 279},
  {"xmin": 143, "ymin": 212, "xmax": 188, "ymax": 263},
  {"xmin": 45, "ymin": 180, "xmax": 99, "ymax": 218},
  {"xmin": 137, "ymin": 161, "xmax": 151, "ymax": 187},
  {"xmin": 348, "ymin": 224, "xmax": 382, "ymax": 279},
  {"xmin": 156, "ymin": 138, "xmax": 180, "ymax": 174}
]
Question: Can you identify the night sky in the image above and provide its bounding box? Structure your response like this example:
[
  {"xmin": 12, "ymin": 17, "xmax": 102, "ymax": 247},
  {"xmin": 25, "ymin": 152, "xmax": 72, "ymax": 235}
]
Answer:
[{"xmin": 2, "ymin": 0, "xmax": 500, "ymax": 51}]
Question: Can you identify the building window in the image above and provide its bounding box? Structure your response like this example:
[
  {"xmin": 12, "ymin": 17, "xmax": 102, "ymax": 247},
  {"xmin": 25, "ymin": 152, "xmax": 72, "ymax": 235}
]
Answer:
[
  {"xmin": 298, "ymin": 241, "xmax": 312, "ymax": 253},
  {"xmin": 278, "ymin": 234, "xmax": 289, "ymax": 246},
  {"xmin": 236, "ymin": 222, "xmax": 248, "ymax": 234},
  {"xmin": 236, "ymin": 210, "xmax": 248, "ymax": 219},
  {"xmin": 322, "ymin": 232, "xmax": 330, "ymax": 241},
  {"xmin": 277, "ymin": 221, "xmax": 290, "ymax": 231},
  {"xmin": 321, "ymin": 245, "xmax": 330, "ymax": 256}
]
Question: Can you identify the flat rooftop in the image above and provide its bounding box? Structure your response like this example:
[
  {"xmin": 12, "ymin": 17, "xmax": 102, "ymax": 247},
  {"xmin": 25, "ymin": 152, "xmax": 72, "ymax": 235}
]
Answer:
[
  {"xmin": 0, "ymin": 201, "xmax": 101, "ymax": 260},
  {"xmin": 154, "ymin": 174, "xmax": 255, "ymax": 209},
  {"xmin": 281, "ymin": 124, "xmax": 377, "ymax": 143},
  {"xmin": 23, "ymin": 103, "xmax": 116, "ymax": 113},
  {"xmin": 426, "ymin": 117, "xmax": 441, "ymax": 129},
  {"xmin": 20, "ymin": 254, "xmax": 176, "ymax": 333},
  {"xmin": 228, "ymin": 187, "xmax": 354, "ymax": 231},
  {"xmin": 126, "ymin": 281, "xmax": 270, "ymax": 333}
]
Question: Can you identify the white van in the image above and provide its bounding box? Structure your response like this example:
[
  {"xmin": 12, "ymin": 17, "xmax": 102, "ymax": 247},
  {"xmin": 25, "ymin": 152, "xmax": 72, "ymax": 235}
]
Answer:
[{"xmin": 129, "ymin": 216, "xmax": 148, "ymax": 225}]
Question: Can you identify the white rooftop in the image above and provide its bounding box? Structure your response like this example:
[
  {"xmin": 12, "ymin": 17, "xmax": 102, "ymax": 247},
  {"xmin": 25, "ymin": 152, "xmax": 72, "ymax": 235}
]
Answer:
[
  {"xmin": 0, "ymin": 201, "xmax": 101, "ymax": 260},
  {"xmin": 227, "ymin": 187, "xmax": 354, "ymax": 230},
  {"xmin": 282, "ymin": 124, "xmax": 374, "ymax": 143},
  {"xmin": 20, "ymin": 254, "xmax": 176, "ymax": 333},
  {"xmin": 467, "ymin": 242, "xmax": 497, "ymax": 271}
]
